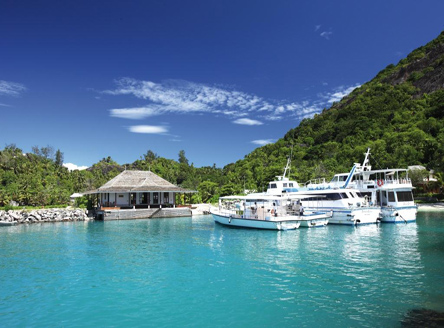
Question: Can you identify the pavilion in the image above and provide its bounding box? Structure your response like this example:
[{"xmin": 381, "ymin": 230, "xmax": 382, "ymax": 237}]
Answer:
[{"xmin": 84, "ymin": 170, "xmax": 196, "ymax": 220}]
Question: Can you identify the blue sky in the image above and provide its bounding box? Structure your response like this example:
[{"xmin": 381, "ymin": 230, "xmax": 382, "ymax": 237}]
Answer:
[{"xmin": 1, "ymin": 0, "xmax": 443, "ymax": 170}]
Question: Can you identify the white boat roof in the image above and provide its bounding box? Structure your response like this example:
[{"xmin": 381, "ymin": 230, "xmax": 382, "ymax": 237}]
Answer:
[
  {"xmin": 334, "ymin": 168, "xmax": 408, "ymax": 176},
  {"xmin": 220, "ymin": 194, "xmax": 323, "ymax": 201},
  {"xmin": 357, "ymin": 168, "xmax": 408, "ymax": 174}
]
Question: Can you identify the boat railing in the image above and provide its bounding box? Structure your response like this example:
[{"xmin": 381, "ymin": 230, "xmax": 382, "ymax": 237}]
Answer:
[
  {"xmin": 215, "ymin": 207, "xmax": 241, "ymax": 217},
  {"xmin": 383, "ymin": 178, "xmax": 412, "ymax": 186},
  {"xmin": 304, "ymin": 178, "xmax": 328, "ymax": 188},
  {"xmin": 354, "ymin": 177, "xmax": 412, "ymax": 188}
]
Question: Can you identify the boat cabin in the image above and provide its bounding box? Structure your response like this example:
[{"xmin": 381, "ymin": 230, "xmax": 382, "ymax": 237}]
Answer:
[{"xmin": 267, "ymin": 176, "xmax": 300, "ymax": 195}]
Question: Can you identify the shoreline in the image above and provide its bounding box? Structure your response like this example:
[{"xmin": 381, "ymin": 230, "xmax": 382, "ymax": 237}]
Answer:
[
  {"xmin": 0, "ymin": 208, "xmax": 90, "ymax": 225},
  {"xmin": 417, "ymin": 203, "xmax": 444, "ymax": 211}
]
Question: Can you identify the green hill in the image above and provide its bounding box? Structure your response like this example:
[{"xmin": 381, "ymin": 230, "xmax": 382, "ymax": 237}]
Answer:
[{"xmin": 223, "ymin": 31, "xmax": 444, "ymax": 192}]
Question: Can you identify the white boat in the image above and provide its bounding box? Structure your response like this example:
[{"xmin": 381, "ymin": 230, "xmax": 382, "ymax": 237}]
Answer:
[
  {"xmin": 211, "ymin": 195, "xmax": 331, "ymax": 230},
  {"xmin": 286, "ymin": 189, "xmax": 381, "ymax": 225},
  {"xmin": 326, "ymin": 148, "xmax": 417, "ymax": 223},
  {"xmin": 256, "ymin": 158, "xmax": 381, "ymax": 225},
  {"xmin": 0, "ymin": 221, "xmax": 18, "ymax": 226}
]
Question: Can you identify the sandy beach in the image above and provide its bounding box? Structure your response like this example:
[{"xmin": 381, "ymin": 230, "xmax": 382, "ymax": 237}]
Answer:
[{"xmin": 417, "ymin": 203, "xmax": 444, "ymax": 211}]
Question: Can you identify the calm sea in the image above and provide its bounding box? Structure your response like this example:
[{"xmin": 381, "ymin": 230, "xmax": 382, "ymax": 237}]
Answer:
[{"xmin": 1, "ymin": 211, "xmax": 443, "ymax": 327}]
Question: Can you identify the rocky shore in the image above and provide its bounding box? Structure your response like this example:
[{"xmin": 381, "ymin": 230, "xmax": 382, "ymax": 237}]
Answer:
[{"xmin": 0, "ymin": 208, "xmax": 90, "ymax": 226}]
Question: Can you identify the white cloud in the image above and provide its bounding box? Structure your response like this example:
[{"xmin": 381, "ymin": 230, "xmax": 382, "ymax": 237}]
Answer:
[
  {"xmin": 104, "ymin": 78, "xmax": 361, "ymax": 124},
  {"xmin": 0, "ymin": 80, "xmax": 27, "ymax": 97},
  {"xmin": 111, "ymin": 106, "xmax": 160, "ymax": 119},
  {"xmin": 63, "ymin": 163, "xmax": 89, "ymax": 171},
  {"xmin": 315, "ymin": 25, "xmax": 321, "ymax": 32},
  {"xmin": 252, "ymin": 139, "xmax": 275, "ymax": 146},
  {"xmin": 233, "ymin": 118, "xmax": 263, "ymax": 126},
  {"xmin": 104, "ymin": 78, "xmax": 274, "ymax": 120},
  {"xmin": 261, "ymin": 114, "xmax": 283, "ymax": 121},
  {"xmin": 0, "ymin": 103, "xmax": 11, "ymax": 107},
  {"xmin": 218, "ymin": 110, "xmax": 248, "ymax": 117},
  {"xmin": 320, "ymin": 31, "xmax": 332, "ymax": 40},
  {"xmin": 324, "ymin": 84, "xmax": 361, "ymax": 103},
  {"xmin": 128, "ymin": 125, "xmax": 168, "ymax": 134}
]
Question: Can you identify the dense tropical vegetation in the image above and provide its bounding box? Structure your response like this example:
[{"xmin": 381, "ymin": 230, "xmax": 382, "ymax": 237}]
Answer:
[{"xmin": 1, "ymin": 31, "xmax": 443, "ymax": 208}]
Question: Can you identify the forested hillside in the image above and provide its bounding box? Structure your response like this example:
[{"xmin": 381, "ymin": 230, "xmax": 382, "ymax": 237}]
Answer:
[
  {"xmin": 224, "ymin": 31, "xmax": 444, "ymax": 192},
  {"xmin": 1, "ymin": 32, "xmax": 443, "ymax": 207}
]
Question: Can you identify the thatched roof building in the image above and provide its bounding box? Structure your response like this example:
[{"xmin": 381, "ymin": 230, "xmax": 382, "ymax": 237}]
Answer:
[
  {"xmin": 95, "ymin": 170, "xmax": 192, "ymax": 193},
  {"xmin": 84, "ymin": 170, "xmax": 195, "ymax": 209}
]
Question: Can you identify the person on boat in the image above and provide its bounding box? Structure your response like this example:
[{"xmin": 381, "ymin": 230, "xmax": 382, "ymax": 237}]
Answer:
[
  {"xmin": 293, "ymin": 201, "xmax": 300, "ymax": 215},
  {"xmin": 299, "ymin": 203, "xmax": 304, "ymax": 216},
  {"xmin": 253, "ymin": 202, "xmax": 258, "ymax": 218},
  {"xmin": 272, "ymin": 203, "xmax": 277, "ymax": 217}
]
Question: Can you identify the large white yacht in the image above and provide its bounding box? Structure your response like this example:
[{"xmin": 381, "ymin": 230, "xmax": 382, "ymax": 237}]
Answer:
[
  {"xmin": 325, "ymin": 148, "xmax": 417, "ymax": 223},
  {"xmin": 251, "ymin": 158, "xmax": 381, "ymax": 225}
]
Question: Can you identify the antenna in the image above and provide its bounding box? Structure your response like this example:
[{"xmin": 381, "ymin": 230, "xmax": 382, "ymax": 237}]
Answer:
[
  {"xmin": 289, "ymin": 146, "xmax": 293, "ymax": 179},
  {"xmin": 283, "ymin": 157, "xmax": 291, "ymax": 179},
  {"xmin": 362, "ymin": 148, "xmax": 371, "ymax": 170}
]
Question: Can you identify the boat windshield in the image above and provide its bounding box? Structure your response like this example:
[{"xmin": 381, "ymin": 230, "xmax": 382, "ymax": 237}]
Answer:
[{"xmin": 397, "ymin": 191, "xmax": 414, "ymax": 202}]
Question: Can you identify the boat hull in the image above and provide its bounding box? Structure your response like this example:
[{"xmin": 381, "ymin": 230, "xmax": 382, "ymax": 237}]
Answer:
[
  {"xmin": 212, "ymin": 213, "xmax": 300, "ymax": 230},
  {"xmin": 297, "ymin": 213, "xmax": 330, "ymax": 227},
  {"xmin": 380, "ymin": 206, "xmax": 417, "ymax": 223},
  {"xmin": 326, "ymin": 207, "xmax": 381, "ymax": 225}
]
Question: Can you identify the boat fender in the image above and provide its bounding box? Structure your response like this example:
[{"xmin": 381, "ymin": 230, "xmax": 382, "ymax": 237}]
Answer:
[
  {"xmin": 377, "ymin": 179, "xmax": 384, "ymax": 187},
  {"xmin": 229, "ymin": 217, "xmax": 231, "ymax": 223}
]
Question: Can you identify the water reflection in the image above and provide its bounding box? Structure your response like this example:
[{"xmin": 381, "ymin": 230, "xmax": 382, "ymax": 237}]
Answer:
[{"xmin": 1, "ymin": 213, "xmax": 443, "ymax": 327}]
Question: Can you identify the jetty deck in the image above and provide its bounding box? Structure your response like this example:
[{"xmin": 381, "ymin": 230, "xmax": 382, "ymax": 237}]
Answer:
[{"xmin": 95, "ymin": 207, "xmax": 192, "ymax": 221}]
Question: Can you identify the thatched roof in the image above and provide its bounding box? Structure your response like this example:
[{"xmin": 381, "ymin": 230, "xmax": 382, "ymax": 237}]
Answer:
[{"xmin": 84, "ymin": 170, "xmax": 195, "ymax": 194}]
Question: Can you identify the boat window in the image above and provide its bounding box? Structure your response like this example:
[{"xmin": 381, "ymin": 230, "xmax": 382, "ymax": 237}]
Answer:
[
  {"xmin": 361, "ymin": 192, "xmax": 372, "ymax": 199},
  {"xmin": 388, "ymin": 192, "xmax": 395, "ymax": 202},
  {"xmin": 328, "ymin": 193, "xmax": 342, "ymax": 200},
  {"xmin": 356, "ymin": 192, "xmax": 365, "ymax": 198},
  {"xmin": 311, "ymin": 193, "xmax": 342, "ymax": 201},
  {"xmin": 340, "ymin": 193, "xmax": 348, "ymax": 199},
  {"xmin": 347, "ymin": 192, "xmax": 355, "ymax": 198},
  {"xmin": 289, "ymin": 183, "xmax": 294, "ymax": 187},
  {"xmin": 397, "ymin": 191, "xmax": 413, "ymax": 202},
  {"xmin": 339, "ymin": 176, "xmax": 348, "ymax": 181},
  {"xmin": 305, "ymin": 195, "xmax": 322, "ymax": 201},
  {"xmin": 283, "ymin": 183, "xmax": 287, "ymax": 187},
  {"xmin": 269, "ymin": 183, "xmax": 277, "ymax": 189}
]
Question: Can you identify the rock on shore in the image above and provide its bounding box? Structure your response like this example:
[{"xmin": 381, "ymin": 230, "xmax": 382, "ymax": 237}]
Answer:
[{"xmin": 0, "ymin": 208, "xmax": 90, "ymax": 225}]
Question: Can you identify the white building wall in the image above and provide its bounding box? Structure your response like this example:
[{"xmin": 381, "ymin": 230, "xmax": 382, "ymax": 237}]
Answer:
[{"xmin": 116, "ymin": 193, "xmax": 129, "ymax": 206}]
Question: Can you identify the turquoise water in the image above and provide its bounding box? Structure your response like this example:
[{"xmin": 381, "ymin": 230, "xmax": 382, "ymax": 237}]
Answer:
[{"xmin": 1, "ymin": 212, "xmax": 443, "ymax": 327}]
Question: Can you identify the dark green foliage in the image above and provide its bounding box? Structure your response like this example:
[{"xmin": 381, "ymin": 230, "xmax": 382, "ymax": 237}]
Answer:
[{"xmin": 55, "ymin": 149, "xmax": 64, "ymax": 167}]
